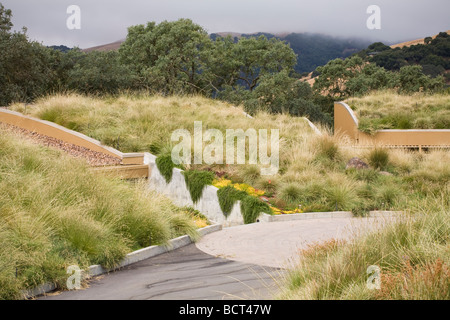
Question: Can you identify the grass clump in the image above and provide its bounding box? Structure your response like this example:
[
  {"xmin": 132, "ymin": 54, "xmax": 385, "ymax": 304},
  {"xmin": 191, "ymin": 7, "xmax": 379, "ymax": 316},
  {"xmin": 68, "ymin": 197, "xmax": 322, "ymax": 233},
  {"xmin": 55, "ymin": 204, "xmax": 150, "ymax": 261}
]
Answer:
[
  {"xmin": 240, "ymin": 196, "xmax": 272, "ymax": 224},
  {"xmin": 367, "ymin": 148, "xmax": 390, "ymax": 171},
  {"xmin": 183, "ymin": 170, "xmax": 215, "ymax": 204},
  {"xmin": 279, "ymin": 183, "xmax": 302, "ymax": 206},
  {"xmin": 217, "ymin": 185, "xmax": 247, "ymax": 217}
]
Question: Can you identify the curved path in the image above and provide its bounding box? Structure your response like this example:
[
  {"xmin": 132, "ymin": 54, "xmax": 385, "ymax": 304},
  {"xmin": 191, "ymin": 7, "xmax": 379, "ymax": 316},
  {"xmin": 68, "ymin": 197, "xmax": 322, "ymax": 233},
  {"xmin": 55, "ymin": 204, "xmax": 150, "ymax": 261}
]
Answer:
[
  {"xmin": 40, "ymin": 217, "xmax": 389, "ymax": 300},
  {"xmin": 40, "ymin": 244, "xmax": 281, "ymax": 300},
  {"xmin": 196, "ymin": 217, "xmax": 387, "ymax": 269}
]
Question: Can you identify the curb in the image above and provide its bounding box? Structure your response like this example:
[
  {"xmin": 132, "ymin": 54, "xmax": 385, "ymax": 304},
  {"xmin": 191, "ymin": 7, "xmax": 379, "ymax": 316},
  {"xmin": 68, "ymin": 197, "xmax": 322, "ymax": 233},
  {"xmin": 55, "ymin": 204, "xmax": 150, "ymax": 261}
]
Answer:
[
  {"xmin": 368, "ymin": 210, "xmax": 405, "ymax": 218},
  {"xmin": 24, "ymin": 223, "xmax": 222, "ymax": 299},
  {"xmin": 258, "ymin": 211, "xmax": 353, "ymax": 222},
  {"xmin": 88, "ymin": 223, "xmax": 222, "ymax": 277}
]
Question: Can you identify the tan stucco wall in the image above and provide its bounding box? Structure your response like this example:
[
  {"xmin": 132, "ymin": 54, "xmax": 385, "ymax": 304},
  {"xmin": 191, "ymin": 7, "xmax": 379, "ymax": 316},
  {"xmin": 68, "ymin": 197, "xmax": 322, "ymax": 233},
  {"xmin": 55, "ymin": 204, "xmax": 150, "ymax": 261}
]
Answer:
[{"xmin": 0, "ymin": 108, "xmax": 144, "ymax": 164}]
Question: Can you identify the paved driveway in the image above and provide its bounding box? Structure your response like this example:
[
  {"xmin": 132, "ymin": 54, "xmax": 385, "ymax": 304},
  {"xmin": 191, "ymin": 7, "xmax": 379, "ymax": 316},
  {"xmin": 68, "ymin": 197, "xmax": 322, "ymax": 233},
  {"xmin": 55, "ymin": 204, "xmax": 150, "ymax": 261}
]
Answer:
[
  {"xmin": 40, "ymin": 244, "xmax": 282, "ymax": 300},
  {"xmin": 40, "ymin": 217, "xmax": 387, "ymax": 300}
]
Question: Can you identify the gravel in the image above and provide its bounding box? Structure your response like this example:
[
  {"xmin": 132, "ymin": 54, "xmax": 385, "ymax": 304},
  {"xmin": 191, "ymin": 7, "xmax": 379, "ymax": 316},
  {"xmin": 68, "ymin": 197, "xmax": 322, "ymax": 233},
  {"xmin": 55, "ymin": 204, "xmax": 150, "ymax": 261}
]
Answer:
[{"xmin": 0, "ymin": 122, "xmax": 122, "ymax": 167}]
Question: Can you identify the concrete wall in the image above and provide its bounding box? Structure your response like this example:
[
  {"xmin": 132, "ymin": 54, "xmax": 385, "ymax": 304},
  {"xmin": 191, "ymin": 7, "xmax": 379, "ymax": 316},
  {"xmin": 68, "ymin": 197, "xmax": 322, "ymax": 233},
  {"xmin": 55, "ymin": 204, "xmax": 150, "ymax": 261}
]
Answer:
[
  {"xmin": 144, "ymin": 153, "xmax": 246, "ymax": 227},
  {"xmin": 334, "ymin": 102, "xmax": 450, "ymax": 148}
]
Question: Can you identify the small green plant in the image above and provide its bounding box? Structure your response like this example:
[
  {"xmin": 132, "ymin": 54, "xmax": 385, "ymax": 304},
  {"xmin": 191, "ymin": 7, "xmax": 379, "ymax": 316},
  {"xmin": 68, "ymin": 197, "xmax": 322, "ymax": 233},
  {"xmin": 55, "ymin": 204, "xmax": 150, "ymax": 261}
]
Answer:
[
  {"xmin": 217, "ymin": 185, "xmax": 247, "ymax": 217},
  {"xmin": 156, "ymin": 153, "xmax": 176, "ymax": 183},
  {"xmin": 240, "ymin": 195, "xmax": 272, "ymax": 224},
  {"xmin": 368, "ymin": 148, "xmax": 390, "ymax": 170},
  {"xmin": 183, "ymin": 170, "xmax": 215, "ymax": 203}
]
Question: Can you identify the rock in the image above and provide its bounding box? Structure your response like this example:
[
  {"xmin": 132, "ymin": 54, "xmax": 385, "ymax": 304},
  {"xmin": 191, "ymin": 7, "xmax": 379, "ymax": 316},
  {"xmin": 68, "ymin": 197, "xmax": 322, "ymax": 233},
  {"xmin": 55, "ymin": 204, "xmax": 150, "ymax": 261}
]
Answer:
[{"xmin": 346, "ymin": 157, "xmax": 369, "ymax": 170}]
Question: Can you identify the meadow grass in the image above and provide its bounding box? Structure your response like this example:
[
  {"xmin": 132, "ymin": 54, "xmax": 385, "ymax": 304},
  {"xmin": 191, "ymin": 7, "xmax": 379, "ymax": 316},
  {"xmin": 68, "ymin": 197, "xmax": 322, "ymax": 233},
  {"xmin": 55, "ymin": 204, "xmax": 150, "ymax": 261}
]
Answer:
[
  {"xmin": 345, "ymin": 90, "xmax": 450, "ymax": 134},
  {"xmin": 0, "ymin": 128, "xmax": 200, "ymax": 299}
]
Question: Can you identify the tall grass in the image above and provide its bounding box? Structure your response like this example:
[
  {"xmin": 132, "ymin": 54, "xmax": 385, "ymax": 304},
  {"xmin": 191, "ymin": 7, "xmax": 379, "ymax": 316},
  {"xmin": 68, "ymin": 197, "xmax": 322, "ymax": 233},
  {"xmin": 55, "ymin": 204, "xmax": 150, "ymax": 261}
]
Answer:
[{"xmin": 0, "ymin": 128, "xmax": 199, "ymax": 299}]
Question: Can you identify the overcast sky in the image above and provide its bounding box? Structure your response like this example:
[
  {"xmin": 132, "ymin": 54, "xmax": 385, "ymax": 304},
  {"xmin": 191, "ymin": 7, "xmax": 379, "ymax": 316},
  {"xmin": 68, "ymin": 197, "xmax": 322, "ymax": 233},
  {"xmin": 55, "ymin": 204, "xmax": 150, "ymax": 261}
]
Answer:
[{"xmin": 2, "ymin": 0, "xmax": 449, "ymax": 49}]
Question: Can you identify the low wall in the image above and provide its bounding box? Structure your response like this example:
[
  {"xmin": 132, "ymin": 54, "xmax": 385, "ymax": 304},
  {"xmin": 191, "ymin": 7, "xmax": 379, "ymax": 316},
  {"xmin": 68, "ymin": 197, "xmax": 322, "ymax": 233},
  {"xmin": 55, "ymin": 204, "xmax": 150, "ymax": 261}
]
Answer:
[
  {"xmin": 0, "ymin": 108, "xmax": 144, "ymax": 165},
  {"xmin": 334, "ymin": 102, "xmax": 450, "ymax": 148},
  {"xmin": 144, "ymin": 153, "xmax": 246, "ymax": 227}
]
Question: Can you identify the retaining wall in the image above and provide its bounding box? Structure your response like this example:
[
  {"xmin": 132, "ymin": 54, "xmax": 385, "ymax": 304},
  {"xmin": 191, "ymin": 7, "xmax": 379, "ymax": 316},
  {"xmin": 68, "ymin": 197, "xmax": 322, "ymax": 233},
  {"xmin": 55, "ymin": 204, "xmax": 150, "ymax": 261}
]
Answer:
[
  {"xmin": 144, "ymin": 153, "xmax": 246, "ymax": 227},
  {"xmin": 334, "ymin": 102, "xmax": 450, "ymax": 148}
]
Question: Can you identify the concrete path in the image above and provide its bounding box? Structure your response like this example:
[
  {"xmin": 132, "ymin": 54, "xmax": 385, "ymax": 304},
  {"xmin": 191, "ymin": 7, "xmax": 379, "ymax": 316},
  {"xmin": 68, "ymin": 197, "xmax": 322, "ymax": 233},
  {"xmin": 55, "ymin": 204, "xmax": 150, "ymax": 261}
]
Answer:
[
  {"xmin": 40, "ymin": 244, "xmax": 282, "ymax": 300},
  {"xmin": 196, "ymin": 217, "xmax": 387, "ymax": 269}
]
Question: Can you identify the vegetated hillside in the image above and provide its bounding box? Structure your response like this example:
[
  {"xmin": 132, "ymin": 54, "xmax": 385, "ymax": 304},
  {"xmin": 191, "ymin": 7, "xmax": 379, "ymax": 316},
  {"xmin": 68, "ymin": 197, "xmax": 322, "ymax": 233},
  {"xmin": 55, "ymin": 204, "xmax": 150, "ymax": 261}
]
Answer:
[
  {"xmin": 0, "ymin": 126, "xmax": 200, "ymax": 299},
  {"xmin": 303, "ymin": 30, "xmax": 450, "ymax": 90},
  {"xmin": 357, "ymin": 31, "xmax": 450, "ymax": 84},
  {"xmin": 11, "ymin": 94, "xmax": 450, "ymax": 216},
  {"xmin": 84, "ymin": 32, "xmax": 371, "ymax": 74},
  {"xmin": 345, "ymin": 90, "xmax": 450, "ymax": 134},
  {"xmin": 82, "ymin": 40, "xmax": 125, "ymax": 53}
]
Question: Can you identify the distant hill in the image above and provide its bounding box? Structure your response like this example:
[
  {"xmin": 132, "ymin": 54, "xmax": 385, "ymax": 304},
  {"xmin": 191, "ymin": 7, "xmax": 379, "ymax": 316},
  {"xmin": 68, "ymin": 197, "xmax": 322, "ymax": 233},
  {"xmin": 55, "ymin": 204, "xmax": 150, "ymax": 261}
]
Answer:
[
  {"xmin": 48, "ymin": 45, "xmax": 72, "ymax": 53},
  {"xmin": 390, "ymin": 30, "xmax": 450, "ymax": 49},
  {"xmin": 82, "ymin": 40, "xmax": 125, "ymax": 53}
]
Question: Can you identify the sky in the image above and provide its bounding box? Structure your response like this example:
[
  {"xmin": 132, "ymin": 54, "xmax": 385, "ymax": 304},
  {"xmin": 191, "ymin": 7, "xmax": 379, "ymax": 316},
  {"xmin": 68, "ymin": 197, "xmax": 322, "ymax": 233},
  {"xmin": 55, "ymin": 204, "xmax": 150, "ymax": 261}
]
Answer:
[{"xmin": 2, "ymin": 0, "xmax": 450, "ymax": 49}]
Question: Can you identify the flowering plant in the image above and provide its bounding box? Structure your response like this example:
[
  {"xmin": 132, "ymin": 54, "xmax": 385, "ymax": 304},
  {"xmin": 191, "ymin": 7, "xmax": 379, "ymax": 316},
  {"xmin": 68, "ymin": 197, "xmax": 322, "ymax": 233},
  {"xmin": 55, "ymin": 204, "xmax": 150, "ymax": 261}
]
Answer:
[{"xmin": 213, "ymin": 178, "xmax": 265, "ymax": 197}]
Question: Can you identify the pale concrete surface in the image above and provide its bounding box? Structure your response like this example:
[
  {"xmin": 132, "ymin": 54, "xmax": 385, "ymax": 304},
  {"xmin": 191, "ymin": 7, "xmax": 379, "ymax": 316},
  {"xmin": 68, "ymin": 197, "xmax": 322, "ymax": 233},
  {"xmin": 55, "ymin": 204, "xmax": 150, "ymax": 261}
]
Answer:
[{"xmin": 196, "ymin": 217, "xmax": 388, "ymax": 269}]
